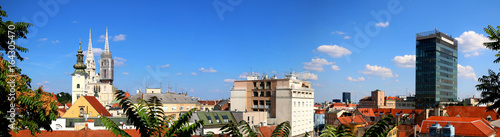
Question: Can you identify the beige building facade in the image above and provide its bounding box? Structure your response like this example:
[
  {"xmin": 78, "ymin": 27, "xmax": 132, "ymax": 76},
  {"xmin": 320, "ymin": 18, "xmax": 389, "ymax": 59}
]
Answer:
[{"xmin": 230, "ymin": 73, "xmax": 314, "ymax": 136}]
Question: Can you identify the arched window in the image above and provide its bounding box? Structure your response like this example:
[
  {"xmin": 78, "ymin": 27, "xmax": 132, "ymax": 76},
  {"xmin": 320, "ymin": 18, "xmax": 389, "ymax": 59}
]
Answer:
[{"xmin": 77, "ymin": 84, "xmax": 80, "ymax": 88}]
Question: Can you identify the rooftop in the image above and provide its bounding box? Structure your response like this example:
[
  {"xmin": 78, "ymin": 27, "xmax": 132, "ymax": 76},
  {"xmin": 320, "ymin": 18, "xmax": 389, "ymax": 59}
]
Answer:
[
  {"xmin": 420, "ymin": 116, "xmax": 495, "ymax": 137},
  {"xmin": 129, "ymin": 93, "xmax": 199, "ymax": 104},
  {"xmin": 444, "ymin": 106, "xmax": 498, "ymax": 121}
]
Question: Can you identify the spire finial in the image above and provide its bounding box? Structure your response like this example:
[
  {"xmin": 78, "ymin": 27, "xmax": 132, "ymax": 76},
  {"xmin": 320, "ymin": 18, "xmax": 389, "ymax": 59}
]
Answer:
[
  {"xmin": 88, "ymin": 28, "xmax": 92, "ymax": 51},
  {"xmin": 79, "ymin": 38, "xmax": 82, "ymax": 49},
  {"xmin": 104, "ymin": 27, "xmax": 109, "ymax": 52}
]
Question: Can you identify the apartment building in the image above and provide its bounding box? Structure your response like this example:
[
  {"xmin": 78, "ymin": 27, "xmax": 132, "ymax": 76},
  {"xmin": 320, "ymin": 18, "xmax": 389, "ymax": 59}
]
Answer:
[{"xmin": 230, "ymin": 73, "xmax": 314, "ymax": 136}]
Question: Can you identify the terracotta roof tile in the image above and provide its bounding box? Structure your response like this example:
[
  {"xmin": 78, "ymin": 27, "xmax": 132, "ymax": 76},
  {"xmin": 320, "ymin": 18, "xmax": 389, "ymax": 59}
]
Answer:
[
  {"xmin": 83, "ymin": 96, "xmax": 112, "ymax": 117},
  {"xmin": 420, "ymin": 116, "xmax": 495, "ymax": 137},
  {"xmin": 258, "ymin": 125, "xmax": 277, "ymax": 137},
  {"xmin": 338, "ymin": 115, "xmax": 366, "ymax": 125},
  {"xmin": 315, "ymin": 109, "xmax": 327, "ymax": 114},
  {"xmin": 444, "ymin": 106, "xmax": 498, "ymax": 120},
  {"xmin": 10, "ymin": 129, "xmax": 141, "ymax": 137},
  {"xmin": 357, "ymin": 108, "xmax": 375, "ymax": 117},
  {"xmin": 66, "ymin": 103, "xmax": 72, "ymax": 108}
]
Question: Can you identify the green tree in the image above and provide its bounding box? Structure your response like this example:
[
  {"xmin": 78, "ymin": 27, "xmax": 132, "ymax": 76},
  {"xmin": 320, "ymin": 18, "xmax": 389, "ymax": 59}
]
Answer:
[
  {"xmin": 476, "ymin": 25, "xmax": 500, "ymax": 115},
  {"xmin": 0, "ymin": 6, "xmax": 58, "ymax": 137},
  {"xmin": 0, "ymin": 56, "xmax": 59, "ymax": 137},
  {"xmin": 220, "ymin": 120, "xmax": 298, "ymax": 137},
  {"xmin": 100, "ymin": 90, "xmax": 203, "ymax": 137},
  {"xmin": 320, "ymin": 125, "xmax": 352, "ymax": 137},
  {"xmin": 55, "ymin": 92, "xmax": 71, "ymax": 105},
  {"xmin": 0, "ymin": 6, "xmax": 31, "ymax": 61},
  {"xmin": 363, "ymin": 114, "xmax": 395, "ymax": 137},
  {"xmin": 483, "ymin": 25, "xmax": 500, "ymax": 63}
]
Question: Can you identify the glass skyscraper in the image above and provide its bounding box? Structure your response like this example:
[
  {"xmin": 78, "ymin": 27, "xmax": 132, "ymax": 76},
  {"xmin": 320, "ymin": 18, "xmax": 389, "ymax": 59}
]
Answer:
[
  {"xmin": 342, "ymin": 92, "xmax": 351, "ymax": 103},
  {"xmin": 416, "ymin": 30, "xmax": 457, "ymax": 108}
]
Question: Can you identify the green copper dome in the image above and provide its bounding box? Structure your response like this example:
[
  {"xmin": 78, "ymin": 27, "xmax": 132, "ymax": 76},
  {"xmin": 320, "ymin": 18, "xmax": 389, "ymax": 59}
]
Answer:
[{"xmin": 72, "ymin": 41, "xmax": 88, "ymax": 76}]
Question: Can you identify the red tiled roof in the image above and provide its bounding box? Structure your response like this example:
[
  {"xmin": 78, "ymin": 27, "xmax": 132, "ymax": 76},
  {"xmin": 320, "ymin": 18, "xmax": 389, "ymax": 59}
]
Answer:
[
  {"xmin": 347, "ymin": 104, "xmax": 357, "ymax": 107},
  {"xmin": 314, "ymin": 104, "xmax": 322, "ymax": 107},
  {"xmin": 124, "ymin": 92, "xmax": 130, "ymax": 98},
  {"xmin": 112, "ymin": 103, "xmax": 119, "ymax": 107},
  {"xmin": 83, "ymin": 96, "xmax": 112, "ymax": 117},
  {"xmin": 385, "ymin": 96, "xmax": 402, "ymax": 101},
  {"xmin": 10, "ymin": 129, "xmax": 141, "ymax": 137},
  {"xmin": 338, "ymin": 115, "xmax": 367, "ymax": 125},
  {"xmin": 420, "ymin": 116, "xmax": 495, "ymax": 137},
  {"xmin": 57, "ymin": 108, "xmax": 66, "ymax": 117},
  {"xmin": 357, "ymin": 108, "xmax": 375, "ymax": 117},
  {"xmin": 198, "ymin": 100, "xmax": 218, "ymax": 105},
  {"xmin": 444, "ymin": 106, "xmax": 498, "ymax": 120},
  {"xmin": 66, "ymin": 103, "xmax": 72, "ymax": 108},
  {"xmin": 373, "ymin": 108, "xmax": 424, "ymax": 118},
  {"xmin": 258, "ymin": 125, "xmax": 277, "ymax": 137},
  {"xmin": 315, "ymin": 109, "xmax": 327, "ymax": 114},
  {"xmin": 51, "ymin": 93, "xmax": 58, "ymax": 101},
  {"xmin": 330, "ymin": 103, "xmax": 347, "ymax": 108}
]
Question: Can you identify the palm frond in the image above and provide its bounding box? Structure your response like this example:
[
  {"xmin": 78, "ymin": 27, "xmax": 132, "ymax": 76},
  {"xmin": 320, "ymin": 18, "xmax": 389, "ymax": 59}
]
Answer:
[
  {"xmin": 271, "ymin": 121, "xmax": 291, "ymax": 137},
  {"xmin": 100, "ymin": 116, "xmax": 131, "ymax": 137}
]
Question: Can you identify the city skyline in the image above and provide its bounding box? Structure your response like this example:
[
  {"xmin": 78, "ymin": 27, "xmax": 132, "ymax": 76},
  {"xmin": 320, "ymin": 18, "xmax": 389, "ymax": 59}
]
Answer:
[{"xmin": 4, "ymin": 1, "xmax": 500, "ymax": 102}]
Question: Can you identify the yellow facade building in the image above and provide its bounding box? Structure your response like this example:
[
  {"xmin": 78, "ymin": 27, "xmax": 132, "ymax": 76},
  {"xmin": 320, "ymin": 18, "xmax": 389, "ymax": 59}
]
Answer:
[
  {"xmin": 62, "ymin": 96, "xmax": 112, "ymax": 118},
  {"xmin": 129, "ymin": 92, "xmax": 200, "ymax": 119}
]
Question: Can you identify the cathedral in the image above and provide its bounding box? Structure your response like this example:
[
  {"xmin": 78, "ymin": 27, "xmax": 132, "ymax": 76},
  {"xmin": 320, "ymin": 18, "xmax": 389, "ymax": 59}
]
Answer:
[{"xmin": 71, "ymin": 28, "xmax": 115, "ymax": 106}]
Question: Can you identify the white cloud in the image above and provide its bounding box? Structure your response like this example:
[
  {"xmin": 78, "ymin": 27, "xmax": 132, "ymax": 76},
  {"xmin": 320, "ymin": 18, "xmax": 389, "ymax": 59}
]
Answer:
[
  {"xmin": 51, "ymin": 40, "xmax": 60, "ymax": 44},
  {"xmin": 347, "ymin": 76, "xmax": 365, "ymax": 82},
  {"xmin": 199, "ymin": 67, "xmax": 217, "ymax": 73},
  {"xmin": 331, "ymin": 65, "xmax": 340, "ymax": 71},
  {"xmin": 83, "ymin": 48, "xmax": 104, "ymax": 57},
  {"xmin": 464, "ymin": 51, "xmax": 483, "ymax": 58},
  {"xmin": 122, "ymin": 72, "xmax": 129, "ymax": 75},
  {"xmin": 303, "ymin": 58, "xmax": 333, "ymax": 72},
  {"xmin": 191, "ymin": 72, "xmax": 197, "ymax": 75},
  {"xmin": 395, "ymin": 79, "xmax": 399, "ymax": 82},
  {"xmin": 72, "ymin": 20, "xmax": 78, "ymax": 23},
  {"xmin": 456, "ymin": 31, "xmax": 492, "ymax": 53},
  {"xmin": 37, "ymin": 83, "xmax": 42, "ymax": 85},
  {"xmin": 458, "ymin": 64, "xmax": 477, "ymax": 81},
  {"xmin": 361, "ymin": 64, "xmax": 394, "ymax": 77},
  {"xmin": 113, "ymin": 34, "xmax": 126, "ymax": 41},
  {"xmin": 395, "ymin": 74, "xmax": 399, "ymax": 77},
  {"xmin": 114, "ymin": 56, "xmax": 127, "ymax": 67},
  {"xmin": 375, "ymin": 21, "xmax": 389, "ymax": 27},
  {"xmin": 146, "ymin": 65, "xmax": 153, "ymax": 68},
  {"xmin": 160, "ymin": 64, "xmax": 170, "ymax": 68},
  {"xmin": 317, "ymin": 45, "xmax": 352, "ymax": 58},
  {"xmin": 224, "ymin": 79, "xmax": 235, "ymax": 83},
  {"xmin": 38, "ymin": 38, "xmax": 48, "ymax": 41},
  {"xmin": 238, "ymin": 72, "xmax": 260, "ymax": 78},
  {"xmin": 98, "ymin": 35, "xmax": 105, "ymax": 42},
  {"xmin": 296, "ymin": 72, "xmax": 318, "ymax": 80},
  {"xmin": 177, "ymin": 73, "xmax": 183, "ymax": 75},
  {"xmin": 392, "ymin": 55, "xmax": 416, "ymax": 68},
  {"xmin": 333, "ymin": 31, "xmax": 346, "ymax": 35},
  {"xmin": 343, "ymin": 36, "xmax": 351, "ymax": 39},
  {"xmin": 42, "ymin": 81, "xmax": 49, "ymax": 84}
]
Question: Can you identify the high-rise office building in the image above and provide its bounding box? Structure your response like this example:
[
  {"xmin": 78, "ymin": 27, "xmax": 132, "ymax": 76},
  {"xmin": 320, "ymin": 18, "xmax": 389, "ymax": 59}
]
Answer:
[
  {"xmin": 416, "ymin": 29, "xmax": 458, "ymax": 108},
  {"xmin": 342, "ymin": 92, "xmax": 351, "ymax": 103}
]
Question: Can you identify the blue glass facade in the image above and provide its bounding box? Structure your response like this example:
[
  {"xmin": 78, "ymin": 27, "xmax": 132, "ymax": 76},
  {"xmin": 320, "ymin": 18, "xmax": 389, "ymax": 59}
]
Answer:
[
  {"xmin": 342, "ymin": 92, "xmax": 351, "ymax": 103},
  {"xmin": 416, "ymin": 30, "xmax": 457, "ymax": 108}
]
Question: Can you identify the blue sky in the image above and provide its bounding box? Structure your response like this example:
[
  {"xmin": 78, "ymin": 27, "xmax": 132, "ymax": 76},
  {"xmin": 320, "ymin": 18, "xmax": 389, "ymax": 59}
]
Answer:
[{"xmin": 3, "ymin": 0, "xmax": 500, "ymax": 102}]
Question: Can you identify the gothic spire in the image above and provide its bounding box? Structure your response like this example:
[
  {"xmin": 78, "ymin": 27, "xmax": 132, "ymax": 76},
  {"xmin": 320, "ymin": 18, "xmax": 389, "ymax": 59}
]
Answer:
[
  {"xmin": 86, "ymin": 28, "xmax": 94, "ymax": 60},
  {"xmin": 104, "ymin": 27, "xmax": 109, "ymax": 52}
]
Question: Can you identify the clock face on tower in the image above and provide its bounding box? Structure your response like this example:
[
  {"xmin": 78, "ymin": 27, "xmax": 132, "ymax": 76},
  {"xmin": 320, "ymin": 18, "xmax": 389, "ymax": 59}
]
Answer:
[{"xmin": 103, "ymin": 60, "xmax": 108, "ymax": 66}]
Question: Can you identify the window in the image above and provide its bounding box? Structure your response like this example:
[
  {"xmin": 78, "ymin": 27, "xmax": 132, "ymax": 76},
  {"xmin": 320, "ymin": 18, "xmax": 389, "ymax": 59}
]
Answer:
[
  {"xmin": 163, "ymin": 106, "xmax": 168, "ymax": 111},
  {"xmin": 77, "ymin": 84, "xmax": 80, "ymax": 88},
  {"xmin": 192, "ymin": 106, "xmax": 194, "ymax": 110},
  {"xmin": 253, "ymin": 92, "xmax": 258, "ymax": 97},
  {"xmin": 207, "ymin": 116, "xmax": 212, "ymax": 123},
  {"xmin": 172, "ymin": 106, "xmax": 176, "ymax": 110},
  {"xmin": 187, "ymin": 106, "xmax": 190, "ymax": 110},
  {"xmin": 214, "ymin": 116, "xmax": 220, "ymax": 123},
  {"xmin": 222, "ymin": 115, "xmax": 229, "ymax": 122},
  {"xmin": 180, "ymin": 106, "xmax": 184, "ymax": 110}
]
